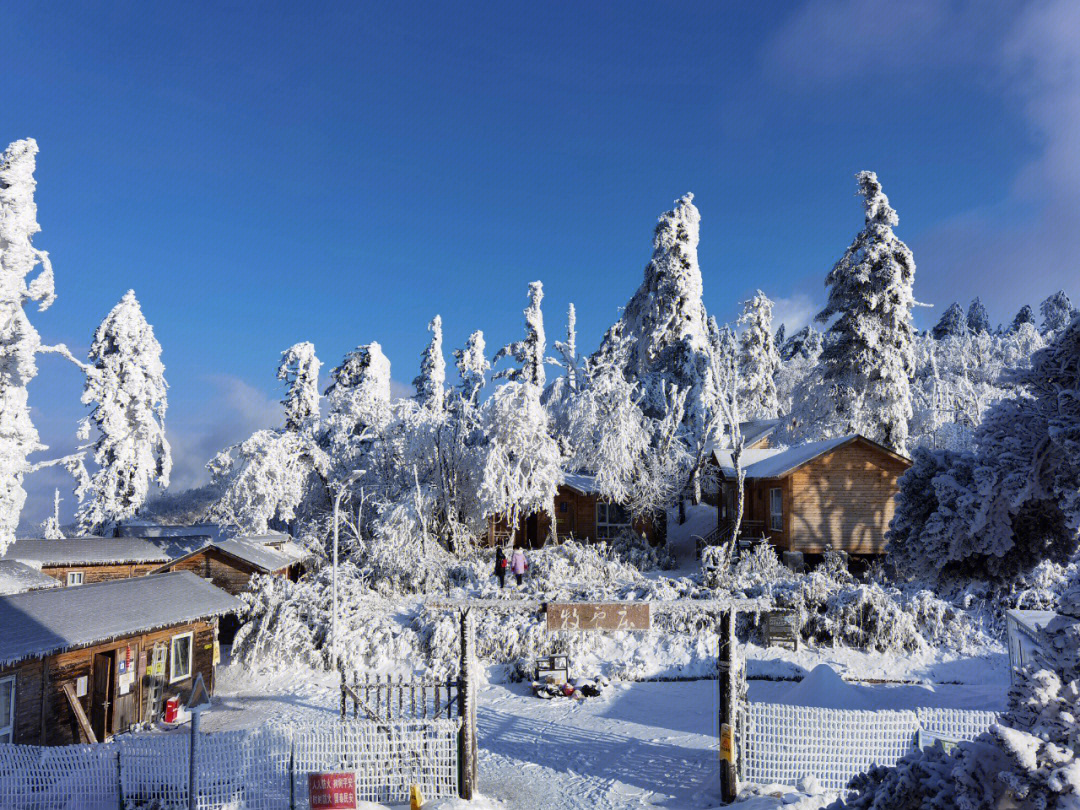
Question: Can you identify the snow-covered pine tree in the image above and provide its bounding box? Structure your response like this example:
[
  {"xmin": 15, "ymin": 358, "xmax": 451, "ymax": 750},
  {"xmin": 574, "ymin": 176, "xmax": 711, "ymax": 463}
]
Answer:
[
  {"xmin": 802, "ymin": 171, "xmax": 916, "ymax": 453},
  {"xmin": 779, "ymin": 325, "xmax": 823, "ymax": 362},
  {"xmin": 1010, "ymin": 304, "xmax": 1037, "ymax": 333},
  {"xmin": 774, "ymin": 323, "xmax": 786, "ymax": 349},
  {"xmin": 413, "ymin": 315, "xmax": 446, "ymax": 412},
  {"xmin": 1040, "ymin": 290, "xmax": 1076, "ymax": 336},
  {"xmin": 454, "ymin": 330, "xmax": 489, "ymax": 405},
  {"xmin": 966, "ymin": 297, "xmax": 991, "ymax": 334},
  {"xmin": 322, "ymin": 342, "xmax": 392, "ymax": 482},
  {"xmin": 76, "ymin": 291, "xmax": 172, "ymax": 534},
  {"xmin": 594, "ymin": 193, "xmax": 714, "ymax": 435},
  {"xmin": 776, "ymin": 325, "xmax": 824, "ymax": 416},
  {"xmin": 0, "ymin": 139, "xmax": 88, "ymax": 553},
  {"xmin": 493, "ymin": 281, "xmax": 546, "ymax": 388},
  {"xmin": 737, "ymin": 290, "xmax": 781, "ymax": 420},
  {"xmin": 932, "ymin": 302, "xmax": 968, "ymax": 340},
  {"xmin": 277, "ymin": 342, "xmax": 321, "ymax": 435}
]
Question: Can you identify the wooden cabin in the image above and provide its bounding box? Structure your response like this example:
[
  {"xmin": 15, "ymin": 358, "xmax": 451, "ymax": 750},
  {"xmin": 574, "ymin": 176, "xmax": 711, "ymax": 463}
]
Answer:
[
  {"xmin": 701, "ymin": 419, "xmax": 780, "ymax": 506},
  {"xmin": 0, "ymin": 538, "xmax": 170, "ymax": 587},
  {"xmin": 0, "ymin": 560, "xmax": 61, "ymax": 596},
  {"xmin": 713, "ymin": 435, "xmax": 911, "ymax": 556},
  {"xmin": 0, "ymin": 571, "xmax": 238, "ymax": 745},
  {"xmin": 486, "ymin": 474, "xmax": 663, "ymax": 549},
  {"xmin": 149, "ymin": 539, "xmax": 306, "ymax": 596}
]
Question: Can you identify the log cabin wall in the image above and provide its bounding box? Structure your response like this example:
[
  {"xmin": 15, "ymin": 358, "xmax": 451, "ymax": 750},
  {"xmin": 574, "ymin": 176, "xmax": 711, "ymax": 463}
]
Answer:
[
  {"xmin": 40, "ymin": 563, "xmax": 161, "ymax": 585},
  {"xmin": 486, "ymin": 485, "xmax": 662, "ymax": 548},
  {"xmin": 787, "ymin": 440, "xmax": 909, "ymax": 555},
  {"xmin": 0, "ymin": 618, "xmax": 217, "ymax": 746},
  {"xmin": 154, "ymin": 548, "xmax": 271, "ymax": 596}
]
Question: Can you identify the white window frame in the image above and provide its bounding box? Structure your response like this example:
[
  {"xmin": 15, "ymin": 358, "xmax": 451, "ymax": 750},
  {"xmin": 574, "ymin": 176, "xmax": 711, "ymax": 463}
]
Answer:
[
  {"xmin": 596, "ymin": 501, "xmax": 632, "ymax": 540},
  {"xmin": 769, "ymin": 488, "xmax": 783, "ymax": 532},
  {"xmin": 66, "ymin": 571, "xmax": 84, "ymax": 587},
  {"xmin": 0, "ymin": 674, "xmax": 15, "ymax": 744},
  {"xmin": 169, "ymin": 632, "xmax": 194, "ymax": 683}
]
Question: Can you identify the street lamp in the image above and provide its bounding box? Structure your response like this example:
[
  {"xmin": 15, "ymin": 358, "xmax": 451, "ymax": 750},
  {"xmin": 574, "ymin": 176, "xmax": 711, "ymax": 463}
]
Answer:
[{"xmin": 331, "ymin": 469, "xmax": 365, "ymax": 672}]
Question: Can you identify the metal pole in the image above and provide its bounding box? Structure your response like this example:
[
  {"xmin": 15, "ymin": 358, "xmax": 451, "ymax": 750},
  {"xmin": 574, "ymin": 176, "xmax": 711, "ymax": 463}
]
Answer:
[
  {"xmin": 188, "ymin": 709, "xmax": 200, "ymax": 810},
  {"xmin": 718, "ymin": 609, "xmax": 737, "ymax": 803}
]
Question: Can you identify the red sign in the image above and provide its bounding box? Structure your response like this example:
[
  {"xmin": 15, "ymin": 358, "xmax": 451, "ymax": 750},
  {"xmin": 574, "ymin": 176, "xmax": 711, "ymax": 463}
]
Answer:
[{"xmin": 307, "ymin": 772, "xmax": 357, "ymax": 809}]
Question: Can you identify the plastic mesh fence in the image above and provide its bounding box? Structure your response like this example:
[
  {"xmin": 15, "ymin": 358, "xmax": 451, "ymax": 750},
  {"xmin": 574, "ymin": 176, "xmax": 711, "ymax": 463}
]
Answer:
[
  {"xmin": 0, "ymin": 743, "xmax": 120, "ymax": 810},
  {"xmin": 742, "ymin": 702, "xmax": 998, "ymax": 792},
  {"xmin": 292, "ymin": 719, "xmax": 460, "ymax": 807},
  {"xmin": 119, "ymin": 726, "xmax": 292, "ymax": 810}
]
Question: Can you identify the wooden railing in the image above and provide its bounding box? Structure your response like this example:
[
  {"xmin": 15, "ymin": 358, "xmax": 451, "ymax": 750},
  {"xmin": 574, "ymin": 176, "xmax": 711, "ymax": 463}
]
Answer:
[{"xmin": 341, "ymin": 670, "xmax": 460, "ymax": 723}]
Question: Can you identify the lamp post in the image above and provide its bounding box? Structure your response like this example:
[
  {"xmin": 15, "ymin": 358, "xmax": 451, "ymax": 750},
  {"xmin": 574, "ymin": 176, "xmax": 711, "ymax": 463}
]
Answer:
[{"xmin": 331, "ymin": 469, "xmax": 365, "ymax": 672}]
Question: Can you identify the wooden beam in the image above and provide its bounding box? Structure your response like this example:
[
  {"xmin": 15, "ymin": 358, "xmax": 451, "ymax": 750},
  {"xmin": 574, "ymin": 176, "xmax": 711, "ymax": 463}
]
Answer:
[{"xmin": 62, "ymin": 682, "xmax": 97, "ymax": 744}]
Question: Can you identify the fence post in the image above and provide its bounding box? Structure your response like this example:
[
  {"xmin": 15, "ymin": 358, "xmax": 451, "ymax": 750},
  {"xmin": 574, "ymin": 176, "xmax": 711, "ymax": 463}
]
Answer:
[
  {"xmin": 458, "ymin": 608, "xmax": 478, "ymax": 800},
  {"xmin": 718, "ymin": 608, "xmax": 737, "ymax": 804},
  {"xmin": 188, "ymin": 709, "xmax": 200, "ymax": 810}
]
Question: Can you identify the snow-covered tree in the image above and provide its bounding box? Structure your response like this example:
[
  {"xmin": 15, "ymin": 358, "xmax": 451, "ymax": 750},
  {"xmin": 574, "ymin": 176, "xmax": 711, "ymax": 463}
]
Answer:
[
  {"xmin": 210, "ymin": 346, "xmax": 330, "ymax": 535},
  {"xmin": 413, "ymin": 315, "xmax": 446, "ymax": 412},
  {"xmin": 737, "ymin": 290, "xmax": 781, "ymax": 420},
  {"xmin": 1040, "ymin": 290, "xmax": 1076, "ymax": 336},
  {"xmin": 966, "ymin": 297, "xmax": 991, "ymax": 334},
  {"xmin": 1010, "ymin": 304, "xmax": 1037, "ymax": 333},
  {"xmin": 790, "ymin": 172, "xmax": 916, "ymax": 453},
  {"xmin": 549, "ymin": 303, "xmax": 581, "ymax": 394},
  {"xmin": 41, "ymin": 489, "xmax": 63, "ymax": 539},
  {"xmin": 478, "ymin": 381, "xmax": 561, "ymax": 541},
  {"xmin": 493, "ymin": 281, "xmax": 546, "ymax": 388},
  {"xmin": 594, "ymin": 193, "xmax": 714, "ymax": 436},
  {"xmin": 932, "ymin": 302, "xmax": 968, "ymax": 341},
  {"xmin": 277, "ymin": 342, "xmax": 321, "ymax": 434},
  {"xmin": 779, "ymin": 325, "xmax": 823, "ymax": 362},
  {"xmin": 322, "ymin": 342, "xmax": 391, "ymax": 463},
  {"xmin": 889, "ymin": 314, "xmax": 1080, "ymax": 582},
  {"xmin": 0, "ymin": 139, "xmax": 87, "ymax": 553},
  {"xmin": 565, "ymin": 336, "xmax": 650, "ymax": 507},
  {"xmin": 774, "ymin": 323, "xmax": 786, "ymax": 349},
  {"xmin": 454, "ymin": 330, "xmax": 489, "ymax": 405},
  {"xmin": 76, "ymin": 290, "xmax": 172, "ymax": 534}
]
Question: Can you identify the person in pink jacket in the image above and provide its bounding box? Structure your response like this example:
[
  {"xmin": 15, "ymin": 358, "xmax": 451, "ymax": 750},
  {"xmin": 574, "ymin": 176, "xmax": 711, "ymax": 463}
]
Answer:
[{"xmin": 510, "ymin": 548, "xmax": 528, "ymax": 586}]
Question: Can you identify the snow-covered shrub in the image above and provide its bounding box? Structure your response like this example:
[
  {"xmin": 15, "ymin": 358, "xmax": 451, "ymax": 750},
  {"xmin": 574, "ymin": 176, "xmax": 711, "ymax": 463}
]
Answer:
[{"xmin": 603, "ymin": 532, "xmax": 676, "ymax": 571}]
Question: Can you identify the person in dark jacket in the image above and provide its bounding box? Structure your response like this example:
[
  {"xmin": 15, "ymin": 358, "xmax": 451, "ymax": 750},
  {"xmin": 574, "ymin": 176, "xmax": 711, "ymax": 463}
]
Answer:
[{"xmin": 494, "ymin": 547, "xmax": 508, "ymax": 588}]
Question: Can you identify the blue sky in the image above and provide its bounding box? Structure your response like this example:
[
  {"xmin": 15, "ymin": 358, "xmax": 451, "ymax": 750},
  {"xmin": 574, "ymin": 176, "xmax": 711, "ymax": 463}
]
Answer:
[{"xmin": 5, "ymin": 0, "xmax": 1078, "ymax": 527}]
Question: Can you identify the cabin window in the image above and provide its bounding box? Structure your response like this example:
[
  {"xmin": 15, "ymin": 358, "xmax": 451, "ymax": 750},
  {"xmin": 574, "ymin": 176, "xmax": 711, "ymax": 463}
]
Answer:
[
  {"xmin": 596, "ymin": 502, "xmax": 632, "ymax": 539},
  {"xmin": 170, "ymin": 632, "xmax": 193, "ymax": 683},
  {"xmin": 769, "ymin": 488, "xmax": 783, "ymax": 532},
  {"xmin": 66, "ymin": 571, "xmax": 84, "ymax": 587},
  {"xmin": 0, "ymin": 674, "xmax": 14, "ymax": 743}
]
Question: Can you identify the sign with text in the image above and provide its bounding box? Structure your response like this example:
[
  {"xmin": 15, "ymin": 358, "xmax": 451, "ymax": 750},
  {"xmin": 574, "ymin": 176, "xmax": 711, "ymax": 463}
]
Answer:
[
  {"xmin": 546, "ymin": 602, "xmax": 650, "ymax": 632},
  {"xmin": 308, "ymin": 772, "xmax": 357, "ymax": 809}
]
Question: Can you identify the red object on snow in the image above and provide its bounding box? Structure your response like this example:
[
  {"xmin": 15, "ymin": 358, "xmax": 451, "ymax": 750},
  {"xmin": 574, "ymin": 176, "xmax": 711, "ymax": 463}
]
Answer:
[
  {"xmin": 562, "ymin": 683, "xmax": 575, "ymax": 697},
  {"xmin": 163, "ymin": 697, "xmax": 179, "ymax": 723}
]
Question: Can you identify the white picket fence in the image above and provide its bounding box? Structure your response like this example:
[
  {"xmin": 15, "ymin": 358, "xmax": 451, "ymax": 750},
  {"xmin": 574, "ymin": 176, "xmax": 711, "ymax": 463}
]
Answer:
[
  {"xmin": 741, "ymin": 702, "xmax": 999, "ymax": 792},
  {"xmin": 0, "ymin": 718, "xmax": 459, "ymax": 810}
]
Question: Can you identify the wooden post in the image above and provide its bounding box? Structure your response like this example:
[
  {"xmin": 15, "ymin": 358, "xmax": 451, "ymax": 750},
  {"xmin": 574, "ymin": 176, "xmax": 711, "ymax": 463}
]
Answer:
[
  {"xmin": 339, "ymin": 665, "xmax": 346, "ymax": 720},
  {"xmin": 458, "ymin": 609, "xmax": 478, "ymax": 800},
  {"xmin": 718, "ymin": 608, "xmax": 737, "ymax": 804}
]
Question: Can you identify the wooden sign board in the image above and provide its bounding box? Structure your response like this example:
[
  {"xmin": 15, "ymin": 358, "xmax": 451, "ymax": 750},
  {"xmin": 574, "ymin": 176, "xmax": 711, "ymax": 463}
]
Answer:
[
  {"xmin": 546, "ymin": 602, "xmax": 650, "ymax": 632},
  {"xmin": 308, "ymin": 772, "xmax": 357, "ymax": 809}
]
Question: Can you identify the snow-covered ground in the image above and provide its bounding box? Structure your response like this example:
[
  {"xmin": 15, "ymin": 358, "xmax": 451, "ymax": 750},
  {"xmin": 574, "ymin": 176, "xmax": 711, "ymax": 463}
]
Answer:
[{"xmin": 201, "ymin": 630, "xmax": 1009, "ymax": 810}]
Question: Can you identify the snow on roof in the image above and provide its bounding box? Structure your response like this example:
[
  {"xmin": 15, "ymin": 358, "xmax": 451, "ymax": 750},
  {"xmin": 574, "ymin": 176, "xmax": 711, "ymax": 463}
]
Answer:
[
  {"xmin": 233, "ymin": 531, "xmax": 292, "ymax": 546},
  {"xmin": 561, "ymin": 473, "xmax": 600, "ymax": 495},
  {"xmin": 117, "ymin": 522, "xmax": 226, "ymax": 542},
  {"xmin": 711, "ymin": 435, "xmax": 902, "ymax": 480},
  {"xmin": 0, "ymin": 560, "xmax": 61, "ymax": 595},
  {"xmin": 154, "ymin": 538, "xmax": 303, "ymax": 574},
  {"xmin": 1, "ymin": 537, "xmax": 171, "ymax": 566},
  {"xmin": 1006, "ymin": 609, "xmax": 1070, "ymax": 635},
  {"xmin": 0, "ymin": 571, "xmax": 239, "ymax": 664},
  {"xmin": 708, "ymin": 419, "xmax": 782, "ymax": 455}
]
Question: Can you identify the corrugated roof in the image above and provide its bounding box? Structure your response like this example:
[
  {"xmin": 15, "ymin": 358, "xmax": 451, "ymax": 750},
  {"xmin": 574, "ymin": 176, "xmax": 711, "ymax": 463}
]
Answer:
[
  {"xmin": 0, "ymin": 571, "xmax": 239, "ymax": 664},
  {"xmin": 0, "ymin": 560, "xmax": 61, "ymax": 596},
  {"xmin": 1, "ymin": 537, "xmax": 171, "ymax": 566},
  {"xmin": 213, "ymin": 539, "xmax": 297, "ymax": 572}
]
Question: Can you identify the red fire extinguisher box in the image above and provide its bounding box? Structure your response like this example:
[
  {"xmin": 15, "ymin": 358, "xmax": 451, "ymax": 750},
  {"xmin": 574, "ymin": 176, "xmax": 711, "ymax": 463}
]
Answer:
[{"xmin": 163, "ymin": 696, "xmax": 179, "ymax": 724}]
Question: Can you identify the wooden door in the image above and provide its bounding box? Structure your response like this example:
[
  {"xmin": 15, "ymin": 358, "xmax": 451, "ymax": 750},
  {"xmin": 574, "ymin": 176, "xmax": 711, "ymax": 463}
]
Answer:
[
  {"xmin": 111, "ymin": 643, "xmax": 139, "ymax": 734},
  {"xmin": 91, "ymin": 652, "xmax": 113, "ymax": 741}
]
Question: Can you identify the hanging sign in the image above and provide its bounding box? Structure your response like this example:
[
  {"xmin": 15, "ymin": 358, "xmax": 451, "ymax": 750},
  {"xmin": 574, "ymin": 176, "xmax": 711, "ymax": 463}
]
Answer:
[
  {"xmin": 546, "ymin": 602, "xmax": 651, "ymax": 632},
  {"xmin": 308, "ymin": 772, "xmax": 357, "ymax": 809}
]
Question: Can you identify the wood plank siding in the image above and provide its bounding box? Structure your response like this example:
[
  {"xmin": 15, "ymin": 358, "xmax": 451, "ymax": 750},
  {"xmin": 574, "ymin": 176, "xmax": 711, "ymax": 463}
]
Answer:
[
  {"xmin": 152, "ymin": 547, "xmax": 286, "ymax": 596},
  {"xmin": 0, "ymin": 619, "xmax": 218, "ymax": 746},
  {"xmin": 40, "ymin": 563, "xmax": 161, "ymax": 586}
]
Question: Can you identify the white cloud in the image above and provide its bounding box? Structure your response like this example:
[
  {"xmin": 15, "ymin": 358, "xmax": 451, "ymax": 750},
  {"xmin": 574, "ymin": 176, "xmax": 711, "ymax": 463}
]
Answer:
[{"xmin": 771, "ymin": 293, "xmax": 818, "ymax": 333}]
